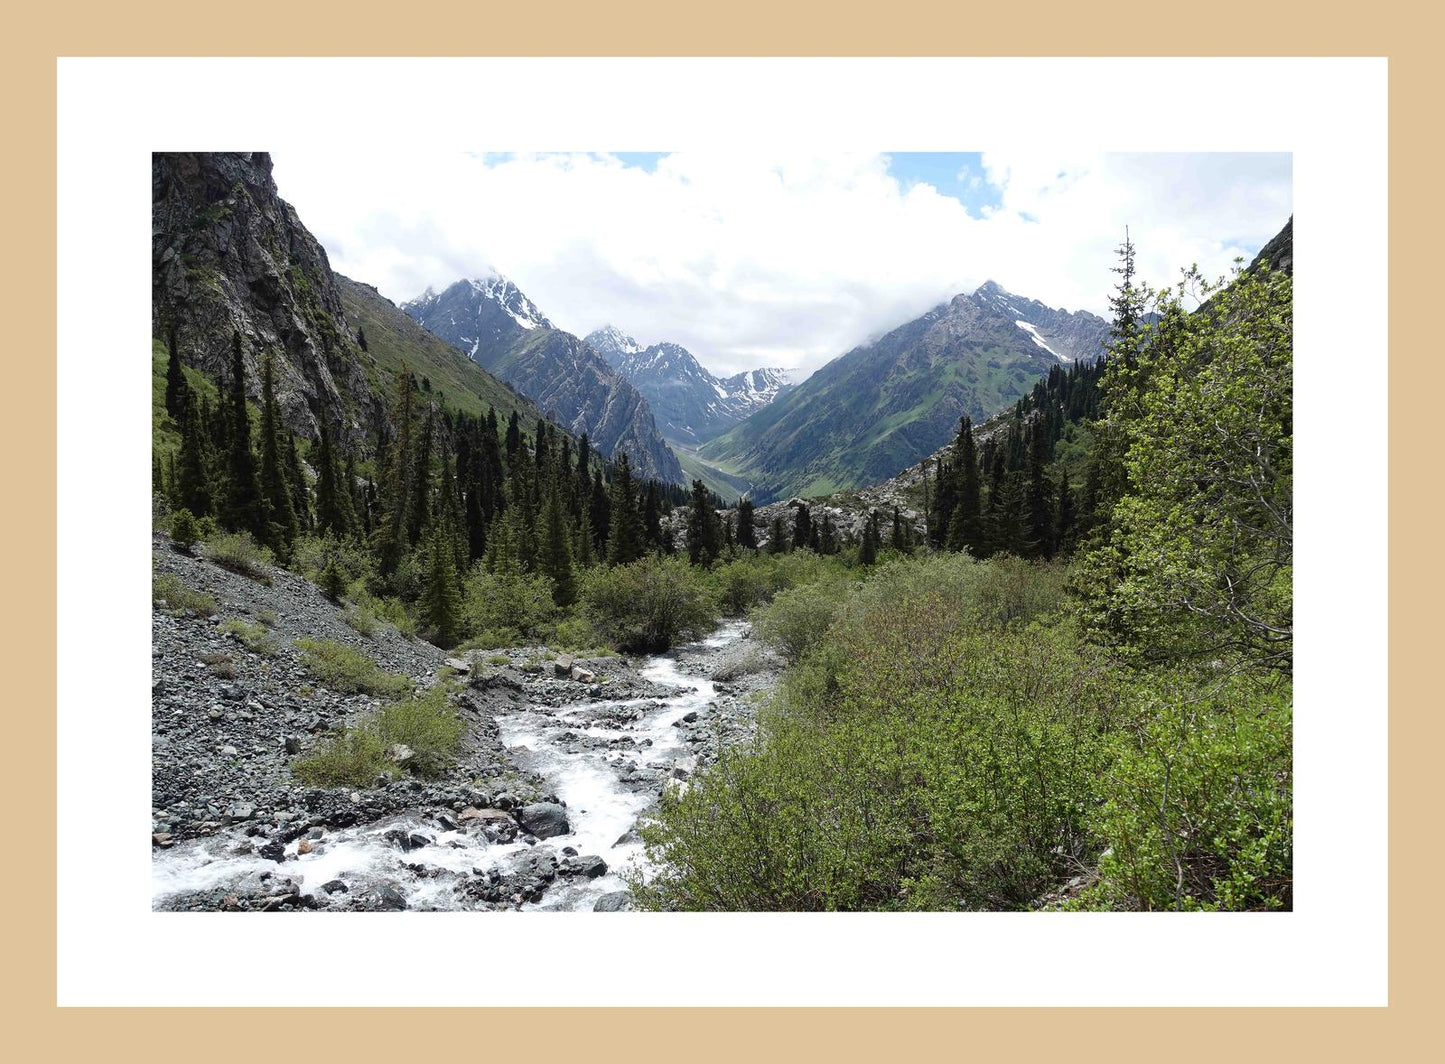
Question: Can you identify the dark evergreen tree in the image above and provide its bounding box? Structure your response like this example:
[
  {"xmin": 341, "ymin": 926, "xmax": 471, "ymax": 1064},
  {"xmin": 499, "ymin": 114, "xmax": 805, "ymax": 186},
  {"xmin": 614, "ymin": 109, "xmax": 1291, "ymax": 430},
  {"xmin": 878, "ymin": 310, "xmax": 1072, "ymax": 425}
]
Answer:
[
  {"xmin": 164, "ymin": 325, "xmax": 187, "ymax": 420},
  {"xmin": 356, "ymin": 326, "xmax": 369, "ymax": 351},
  {"xmin": 859, "ymin": 511, "xmax": 880, "ymax": 566},
  {"xmin": 1025, "ymin": 420, "xmax": 1055, "ymax": 558},
  {"xmin": 944, "ymin": 417, "xmax": 984, "ymax": 555},
  {"xmin": 643, "ymin": 481, "xmax": 665, "ymax": 552},
  {"xmin": 420, "ymin": 520, "xmax": 463, "ymax": 645},
  {"xmin": 285, "ymin": 435, "xmax": 312, "ymax": 533},
  {"xmin": 685, "ymin": 479, "xmax": 723, "ymax": 565},
  {"xmin": 605, "ymin": 454, "xmax": 645, "ymax": 565},
  {"xmin": 539, "ymin": 475, "xmax": 576, "ymax": 606},
  {"xmin": 736, "ymin": 498, "xmax": 757, "ymax": 549},
  {"xmin": 314, "ymin": 419, "xmax": 349, "ymax": 536},
  {"xmin": 175, "ymin": 389, "xmax": 213, "ymax": 518},
  {"xmin": 219, "ymin": 332, "xmax": 268, "ymax": 539},
  {"xmin": 791, "ymin": 504, "xmax": 813, "ymax": 552},
  {"xmin": 258, "ymin": 353, "xmax": 298, "ymax": 554},
  {"xmin": 768, "ymin": 512, "xmax": 788, "ymax": 555},
  {"xmin": 1055, "ymin": 470, "xmax": 1077, "ymax": 556}
]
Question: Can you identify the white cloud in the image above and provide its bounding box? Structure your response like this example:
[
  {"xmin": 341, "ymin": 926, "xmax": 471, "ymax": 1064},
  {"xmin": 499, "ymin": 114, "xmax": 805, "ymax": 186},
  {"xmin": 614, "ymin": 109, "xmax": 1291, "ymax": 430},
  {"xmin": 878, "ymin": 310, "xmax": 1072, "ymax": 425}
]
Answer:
[{"xmin": 272, "ymin": 151, "xmax": 1290, "ymax": 378}]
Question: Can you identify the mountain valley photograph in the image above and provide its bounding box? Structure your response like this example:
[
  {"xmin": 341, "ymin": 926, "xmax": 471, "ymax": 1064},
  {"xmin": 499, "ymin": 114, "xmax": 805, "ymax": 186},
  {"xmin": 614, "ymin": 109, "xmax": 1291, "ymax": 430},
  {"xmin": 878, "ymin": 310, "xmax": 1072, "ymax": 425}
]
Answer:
[{"xmin": 150, "ymin": 149, "xmax": 1293, "ymax": 913}]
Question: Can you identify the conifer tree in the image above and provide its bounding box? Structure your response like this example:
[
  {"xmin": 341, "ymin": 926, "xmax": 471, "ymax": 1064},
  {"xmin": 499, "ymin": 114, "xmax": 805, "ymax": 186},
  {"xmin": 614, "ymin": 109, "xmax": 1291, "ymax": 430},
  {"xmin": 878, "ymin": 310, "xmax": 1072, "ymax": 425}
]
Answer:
[
  {"xmin": 818, "ymin": 514, "xmax": 838, "ymax": 555},
  {"xmin": 314, "ymin": 419, "xmax": 347, "ymax": 536},
  {"xmin": 1025, "ymin": 421, "xmax": 1055, "ymax": 558},
  {"xmin": 258, "ymin": 353, "xmax": 298, "ymax": 553},
  {"xmin": 1055, "ymin": 470, "xmax": 1076, "ymax": 556},
  {"xmin": 605, "ymin": 454, "xmax": 645, "ymax": 565},
  {"xmin": 944, "ymin": 416, "xmax": 984, "ymax": 555},
  {"xmin": 220, "ymin": 332, "xmax": 268, "ymax": 539},
  {"xmin": 164, "ymin": 325, "xmax": 187, "ymax": 420},
  {"xmin": 420, "ymin": 520, "xmax": 463, "ymax": 645},
  {"xmin": 644, "ymin": 481, "xmax": 665, "ymax": 552},
  {"xmin": 539, "ymin": 475, "xmax": 576, "ymax": 606},
  {"xmin": 736, "ymin": 498, "xmax": 757, "ymax": 549},
  {"xmin": 406, "ymin": 408, "xmax": 435, "ymax": 546},
  {"xmin": 356, "ymin": 326, "xmax": 368, "ymax": 351},
  {"xmin": 685, "ymin": 479, "xmax": 722, "ymax": 565},
  {"xmin": 286, "ymin": 435, "xmax": 312, "ymax": 532},
  {"xmin": 591, "ymin": 467, "xmax": 611, "ymax": 553},
  {"xmin": 890, "ymin": 507, "xmax": 911, "ymax": 553},
  {"xmin": 574, "ymin": 506, "xmax": 596, "ymax": 570},
  {"xmin": 859, "ymin": 511, "xmax": 879, "ymax": 566},
  {"xmin": 768, "ymin": 512, "xmax": 788, "ymax": 555},
  {"xmin": 791, "ymin": 504, "xmax": 813, "ymax": 552},
  {"xmin": 175, "ymin": 391, "xmax": 213, "ymax": 518}
]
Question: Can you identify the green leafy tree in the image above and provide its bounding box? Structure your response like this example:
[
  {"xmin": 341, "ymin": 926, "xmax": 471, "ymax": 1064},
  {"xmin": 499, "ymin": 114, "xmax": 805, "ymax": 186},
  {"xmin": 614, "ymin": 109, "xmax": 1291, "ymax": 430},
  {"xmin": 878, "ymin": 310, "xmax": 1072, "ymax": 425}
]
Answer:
[{"xmin": 1075, "ymin": 263, "xmax": 1293, "ymax": 671}]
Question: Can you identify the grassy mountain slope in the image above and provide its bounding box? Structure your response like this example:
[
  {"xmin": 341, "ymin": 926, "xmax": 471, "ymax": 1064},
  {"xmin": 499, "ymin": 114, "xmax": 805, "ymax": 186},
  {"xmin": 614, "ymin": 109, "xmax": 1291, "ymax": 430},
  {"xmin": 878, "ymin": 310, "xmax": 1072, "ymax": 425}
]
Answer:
[{"xmin": 335, "ymin": 275, "xmax": 549, "ymax": 427}]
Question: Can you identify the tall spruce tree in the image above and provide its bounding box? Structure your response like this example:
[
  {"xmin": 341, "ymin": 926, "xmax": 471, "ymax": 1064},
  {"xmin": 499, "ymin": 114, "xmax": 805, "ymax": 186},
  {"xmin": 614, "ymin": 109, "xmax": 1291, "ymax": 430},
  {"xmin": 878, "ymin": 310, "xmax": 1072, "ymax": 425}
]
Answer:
[
  {"xmin": 164, "ymin": 325, "xmax": 187, "ymax": 420},
  {"xmin": 285, "ymin": 435, "xmax": 312, "ymax": 533},
  {"xmin": 175, "ymin": 388, "xmax": 213, "ymax": 518},
  {"xmin": 605, "ymin": 454, "xmax": 645, "ymax": 565},
  {"xmin": 420, "ymin": 520, "xmax": 463, "ymax": 645},
  {"xmin": 791, "ymin": 504, "xmax": 813, "ymax": 552},
  {"xmin": 539, "ymin": 475, "xmax": 576, "ymax": 605},
  {"xmin": 685, "ymin": 479, "xmax": 722, "ymax": 565},
  {"xmin": 314, "ymin": 419, "xmax": 348, "ymax": 536},
  {"xmin": 944, "ymin": 417, "xmax": 984, "ymax": 555},
  {"xmin": 220, "ymin": 332, "xmax": 268, "ymax": 539},
  {"xmin": 258, "ymin": 353, "xmax": 298, "ymax": 554},
  {"xmin": 1025, "ymin": 420, "xmax": 1055, "ymax": 558},
  {"xmin": 736, "ymin": 498, "xmax": 757, "ymax": 549},
  {"xmin": 1055, "ymin": 470, "xmax": 1076, "ymax": 556}
]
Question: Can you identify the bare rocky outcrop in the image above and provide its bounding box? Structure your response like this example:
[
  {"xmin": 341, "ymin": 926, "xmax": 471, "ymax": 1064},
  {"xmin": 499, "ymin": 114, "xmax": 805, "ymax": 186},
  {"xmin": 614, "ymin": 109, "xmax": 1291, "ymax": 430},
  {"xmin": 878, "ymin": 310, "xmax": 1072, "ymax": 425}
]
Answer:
[{"xmin": 152, "ymin": 151, "xmax": 383, "ymax": 445}]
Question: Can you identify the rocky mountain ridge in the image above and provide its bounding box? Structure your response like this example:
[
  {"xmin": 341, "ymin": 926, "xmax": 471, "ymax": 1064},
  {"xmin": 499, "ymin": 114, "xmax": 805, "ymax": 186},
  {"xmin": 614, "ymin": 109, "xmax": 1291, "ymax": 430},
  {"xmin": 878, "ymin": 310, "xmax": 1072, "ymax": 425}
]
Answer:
[
  {"xmin": 403, "ymin": 281, "xmax": 684, "ymax": 484},
  {"xmin": 585, "ymin": 326, "xmax": 796, "ymax": 446},
  {"xmin": 697, "ymin": 281, "xmax": 1110, "ymax": 503}
]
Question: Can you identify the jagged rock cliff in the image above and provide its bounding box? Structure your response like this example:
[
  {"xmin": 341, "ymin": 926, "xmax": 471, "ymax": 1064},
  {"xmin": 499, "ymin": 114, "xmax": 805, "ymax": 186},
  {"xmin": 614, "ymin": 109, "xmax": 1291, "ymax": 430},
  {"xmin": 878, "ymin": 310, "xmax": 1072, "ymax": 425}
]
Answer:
[{"xmin": 152, "ymin": 152, "xmax": 381, "ymax": 443}]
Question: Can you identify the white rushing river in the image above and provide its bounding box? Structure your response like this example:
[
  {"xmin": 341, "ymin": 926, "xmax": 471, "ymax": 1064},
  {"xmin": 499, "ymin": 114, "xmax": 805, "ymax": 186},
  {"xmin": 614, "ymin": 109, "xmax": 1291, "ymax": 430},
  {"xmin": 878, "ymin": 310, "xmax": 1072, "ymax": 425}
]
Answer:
[{"xmin": 151, "ymin": 621, "xmax": 748, "ymax": 911}]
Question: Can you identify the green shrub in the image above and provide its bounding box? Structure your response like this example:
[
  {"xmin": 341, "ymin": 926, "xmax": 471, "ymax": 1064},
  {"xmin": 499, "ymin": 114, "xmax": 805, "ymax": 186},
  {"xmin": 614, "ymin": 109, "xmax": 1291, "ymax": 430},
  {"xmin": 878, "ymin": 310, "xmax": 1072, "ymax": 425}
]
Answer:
[
  {"xmin": 221, "ymin": 617, "xmax": 278, "ymax": 656},
  {"xmin": 375, "ymin": 685, "xmax": 465, "ymax": 778},
  {"xmin": 168, "ymin": 509, "xmax": 201, "ymax": 553},
  {"xmin": 462, "ymin": 564, "xmax": 556, "ymax": 643},
  {"xmin": 553, "ymin": 615, "xmax": 604, "ymax": 653},
  {"xmin": 750, "ymin": 578, "xmax": 849, "ymax": 663},
  {"xmin": 634, "ymin": 561, "xmax": 1126, "ymax": 911},
  {"xmin": 1079, "ymin": 674, "xmax": 1293, "ymax": 911},
  {"xmin": 152, "ymin": 572, "xmax": 218, "ymax": 617},
  {"xmin": 710, "ymin": 644, "xmax": 771, "ymax": 682},
  {"xmin": 292, "ymin": 533, "xmax": 375, "ymax": 590},
  {"xmin": 582, "ymin": 554, "xmax": 718, "ymax": 653},
  {"xmin": 291, "ymin": 685, "xmax": 464, "ymax": 787},
  {"xmin": 204, "ymin": 532, "xmax": 274, "ymax": 584},
  {"xmin": 292, "ymin": 728, "xmax": 391, "ymax": 788},
  {"xmin": 257, "ymin": 609, "xmax": 278, "ymax": 627},
  {"xmin": 293, "ymin": 637, "xmax": 411, "ymax": 697},
  {"xmin": 343, "ymin": 605, "xmax": 378, "ymax": 637}
]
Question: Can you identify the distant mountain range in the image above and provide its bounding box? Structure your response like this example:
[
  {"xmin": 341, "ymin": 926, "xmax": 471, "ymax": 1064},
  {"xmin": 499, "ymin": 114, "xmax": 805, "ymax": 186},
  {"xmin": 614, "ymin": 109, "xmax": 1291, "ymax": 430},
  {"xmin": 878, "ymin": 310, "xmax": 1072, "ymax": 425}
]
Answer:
[
  {"xmin": 697, "ymin": 281, "xmax": 1111, "ymax": 503},
  {"xmin": 584, "ymin": 326, "xmax": 796, "ymax": 446},
  {"xmin": 402, "ymin": 280, "xmax": 684, "ymax": 484}
]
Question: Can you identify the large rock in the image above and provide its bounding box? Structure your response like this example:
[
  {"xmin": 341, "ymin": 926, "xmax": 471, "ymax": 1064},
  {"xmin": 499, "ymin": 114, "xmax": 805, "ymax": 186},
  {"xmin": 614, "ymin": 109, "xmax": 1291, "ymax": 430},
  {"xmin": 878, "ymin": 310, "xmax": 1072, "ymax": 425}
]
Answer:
[
  {"xmin": 516, "ymin": 802, "xmax": 571, "ymax": 839},
  {"xmin": 593, "ymin": 891, "xmax": 634, "ymax": 912}
]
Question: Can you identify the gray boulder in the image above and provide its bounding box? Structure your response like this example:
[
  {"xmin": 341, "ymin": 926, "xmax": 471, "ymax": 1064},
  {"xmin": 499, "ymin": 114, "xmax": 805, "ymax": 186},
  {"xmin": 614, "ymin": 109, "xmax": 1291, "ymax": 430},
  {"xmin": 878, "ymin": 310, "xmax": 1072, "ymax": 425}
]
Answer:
[
  {"xmin": 593, "ymin": 891, "xmax": 634, "ymax": 912},
  {"xmin": 516, "ymin": 802, "xmax": 570, "ymax": 839}
]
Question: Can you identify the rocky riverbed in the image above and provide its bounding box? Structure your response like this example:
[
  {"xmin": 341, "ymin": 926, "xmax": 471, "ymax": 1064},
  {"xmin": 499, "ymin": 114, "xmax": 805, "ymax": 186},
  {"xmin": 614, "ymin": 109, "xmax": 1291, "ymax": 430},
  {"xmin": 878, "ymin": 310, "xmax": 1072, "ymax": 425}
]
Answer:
[{"xmin": 150, "ymin": 537, "xmax": 781, "ymax": 912}]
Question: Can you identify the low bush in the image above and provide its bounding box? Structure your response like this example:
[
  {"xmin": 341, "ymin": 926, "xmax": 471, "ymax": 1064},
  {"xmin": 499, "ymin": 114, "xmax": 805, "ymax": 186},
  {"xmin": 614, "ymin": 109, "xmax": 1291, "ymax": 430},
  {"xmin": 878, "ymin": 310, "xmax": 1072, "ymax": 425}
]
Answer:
[
  {"xmin": 634, "ymin": 555, "xmax": 1128, "ymax": 911},
  {"xmin": 204, "ymin": 532, "xmax": 274, "ymax": 584},
  {"xmin": 1078, "ymin": 673, "xmax": 1293, "ymax": 911},
  {"xmin": 293, "ymin": 637, "xmax": 411, "ymax": 697},
  {"xmin": 375, "ymin": 685, "xmax": 465, "ymax": 778},
  {"xmin": 462, "ymin": 564, "xmax": 556, "ymax": 644},
  {"xmin": 168, "ymin": 509, "xmax": 201, "ymax": 553},
  {"xmin": 221, "ymin": 617, "xmax": 278, "ymax": 656},
  {"xmin": 750, "ymin": 578, "xmax": 849, "ymax": 664},
  {"xmin": 292, "ymin": 685, "xmax": 464, "ymax": 787},
  {"xmin": 152, "ymin": 572, "xmax": 218, "ymax": 617},
  {"xmin": 292, "ymin": 728, "xmax": 391, "ymax": 788},
  {"xmin": 582, "ymin": 554, "xmax": 718, "ymax": 653},
  {"xmin": 710, "ymin": 644, "xmax": 771, "ymax": 682},
  {"xmin": 343, "ymin": 606, "xmax": 378, "ymax": 637}
]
